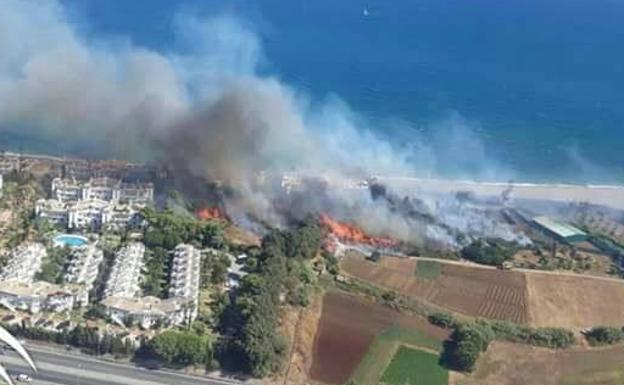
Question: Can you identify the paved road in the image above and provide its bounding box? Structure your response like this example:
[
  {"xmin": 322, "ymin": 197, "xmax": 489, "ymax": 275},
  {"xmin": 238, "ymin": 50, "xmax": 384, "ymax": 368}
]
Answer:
[{"xmin": 1, "ymin": 343, "xmax": 242, "ymax": 385}]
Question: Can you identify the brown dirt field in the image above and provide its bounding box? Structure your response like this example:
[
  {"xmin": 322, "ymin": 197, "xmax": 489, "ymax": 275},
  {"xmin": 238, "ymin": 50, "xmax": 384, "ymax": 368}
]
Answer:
[
  {"xmin": 526, "ymin": 273, "xmax": 624, "ymax": 328},
  {"xmin": 309, "ymin": 290, "xmax": 449, "ymax": 385},
  {"xmin": 453, "ymin": 341, "xmax": 624, "ymax": 385},
  {"xmin": 341, "ymin": 255, "xmax": 529, "ymax": 323}
]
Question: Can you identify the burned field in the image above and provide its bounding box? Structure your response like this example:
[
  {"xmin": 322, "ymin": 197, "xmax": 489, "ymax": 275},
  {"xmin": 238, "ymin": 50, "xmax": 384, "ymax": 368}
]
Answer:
[
  {"xmin": 340, "ymin": 254, "xmax": 530, "ymax": 323},
  {"xmin": 309, "ymin": 291, "xmax": 449, "ymax": 385}
]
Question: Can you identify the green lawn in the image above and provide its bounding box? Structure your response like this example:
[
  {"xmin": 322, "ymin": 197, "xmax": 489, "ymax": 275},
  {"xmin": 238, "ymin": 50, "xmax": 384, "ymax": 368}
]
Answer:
[
  {"xmin": 380, "ymin": 346, "xmax": 448, "ymax": 385},
  {"xmin": 349, "ymin": 326, "xmax": 443, "ymax": 385},
  {"xmin": 415, "ymin": 260, "xmax": 442, "ymax": 280}
]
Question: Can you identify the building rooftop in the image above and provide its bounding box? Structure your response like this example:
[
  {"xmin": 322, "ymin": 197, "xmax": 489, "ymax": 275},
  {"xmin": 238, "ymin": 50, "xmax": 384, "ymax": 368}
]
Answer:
[
  {"xmin": 101, "ymin": 295, "xmax": 180, "ymax": 315},
  {"xmin": 533, "ymin": 216, "xmax": 587, "ymax": 239},
  {"xmin": 0, "ymin": 280, "xmax": 80, "ymax": 298}
]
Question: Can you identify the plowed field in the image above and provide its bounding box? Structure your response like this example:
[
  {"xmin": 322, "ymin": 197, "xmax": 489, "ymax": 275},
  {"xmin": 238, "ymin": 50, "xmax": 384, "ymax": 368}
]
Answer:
[
  {"xmin": 526, "ymin": 273, "xmax": 624, "ymax": 328},
  {"xmin": 341, "ymin": 255, "xmax": 529, "ymax": 323},
  {"xmin": 309, "ymin": 291, "xmax": 449, "ymax": 385}
]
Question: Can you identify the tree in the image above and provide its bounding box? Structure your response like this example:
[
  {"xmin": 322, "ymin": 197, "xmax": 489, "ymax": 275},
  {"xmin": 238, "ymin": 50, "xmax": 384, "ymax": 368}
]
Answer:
[
  {"xmin": 442, "ymin": 323, "xmax": 495, "ymax": 372},
  {"xmin": 585, "ymin": 326, "xmax": 624, "ymax": 346},
  {"xmin": 461, "ymin": 239, "xmax": 517, "ymax": 266},
  {"xmin": 428, "ymin": 312, "xmax": 458, "ymax": 329},
  {"xmin": 149, "ymin": 330, "xmax": 214, "ymax": 367}
]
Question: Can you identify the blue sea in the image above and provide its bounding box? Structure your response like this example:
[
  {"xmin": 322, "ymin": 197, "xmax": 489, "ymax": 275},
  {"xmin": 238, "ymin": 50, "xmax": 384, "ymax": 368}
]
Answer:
[{"xmin": 58, "ymin": 0, "xmax": 624, "ymax": 183}]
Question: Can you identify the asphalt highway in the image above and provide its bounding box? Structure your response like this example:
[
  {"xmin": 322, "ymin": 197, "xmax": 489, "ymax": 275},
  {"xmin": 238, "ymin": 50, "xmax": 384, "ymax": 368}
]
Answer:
[{"xmin": 1, "ymin": 343, "xmax": 242, "ymax": 385}]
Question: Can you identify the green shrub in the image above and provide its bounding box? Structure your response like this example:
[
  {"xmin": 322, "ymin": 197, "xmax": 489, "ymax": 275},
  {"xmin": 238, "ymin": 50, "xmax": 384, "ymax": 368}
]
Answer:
[
  {"xmin": 585, "ymin": 326, "xmax": 624, "ymax": 346},
  {"xmin": 428, "ymin": 312, "xmax": 458, "ymax": 329},
  {"xmin": 461, "ymin": 239, "xmax": 517, "ymax": 266},
  {"xmin": 442, "ymin": 323, "xmax": 495, "ymax": 372}
]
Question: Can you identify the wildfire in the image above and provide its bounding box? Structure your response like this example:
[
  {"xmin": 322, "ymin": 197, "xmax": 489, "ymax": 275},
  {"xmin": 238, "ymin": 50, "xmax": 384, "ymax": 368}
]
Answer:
[
  {"xmin": 319, "ymin": 213, "xmax": 397, "ymax": 248},
  {"xmin": 196, "ymin": 206, "xmax": 227, "ymax": 221}
]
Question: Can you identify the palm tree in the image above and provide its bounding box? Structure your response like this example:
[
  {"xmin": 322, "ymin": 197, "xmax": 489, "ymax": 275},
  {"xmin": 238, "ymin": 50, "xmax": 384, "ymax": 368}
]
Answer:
[{"xmin": 0, "ymin": 326, "xmax": 36, "ymax": 385}]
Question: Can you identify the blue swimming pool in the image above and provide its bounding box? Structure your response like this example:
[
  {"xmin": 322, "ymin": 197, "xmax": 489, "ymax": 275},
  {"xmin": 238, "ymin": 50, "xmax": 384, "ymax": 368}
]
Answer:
[{"xmin": 53, "ymin": 234, "xmax": 89, "ymax": 247}]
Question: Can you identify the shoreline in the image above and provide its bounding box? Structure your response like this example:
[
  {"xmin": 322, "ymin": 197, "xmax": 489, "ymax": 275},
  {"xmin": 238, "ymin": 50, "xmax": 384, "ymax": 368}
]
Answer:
[
  {"xmin": 374, "ymin": 176, "xmax": 624, "ymax": 190},
  {"xmin": 2, "ymin": 148, "xmax": 622, "ymax": 210},
  {"xmin": 375, "ymin": 176, "xmax": 624, "ymax": 210}
]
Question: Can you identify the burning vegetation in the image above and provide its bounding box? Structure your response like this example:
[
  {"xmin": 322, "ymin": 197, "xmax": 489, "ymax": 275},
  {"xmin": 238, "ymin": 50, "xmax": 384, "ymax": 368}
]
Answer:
[
  {"xmin": 196, "ymin": 206, "xmax": 227, "ymax": 221},
  {"xmin": 319, "ymin": 213, "xmax": 398, "ymax": 249}
]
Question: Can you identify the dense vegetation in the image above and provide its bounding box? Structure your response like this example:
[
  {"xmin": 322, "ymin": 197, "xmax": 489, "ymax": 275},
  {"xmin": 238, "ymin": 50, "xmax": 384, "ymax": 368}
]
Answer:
[
  {"xmin": 147, "ymin": 330, "xmax": 215, "ymax": 367},
  {"xmin": 584, "ymin": 326, "xmax": 624, "ymax": 346},
  {"xmin": 427, "ymin": 312, "xmax": 459, "ymax": 329},
  {"xmin": 441, "ymin": 319, "xmax": 575, "ymax": 372},
  {"xmin": 224, "ymin": 220, "xmax": 324, "ymax": 376},
  {"xmin": 2, "ymin": 322, "xmax": 134, "ymax": 357},
  {"xmin": 140, "ymin": 208, "xmax": 226, "ymax": 298},
  {"xmin": 142, "ymin": 207, "xmax": 224, "ymax": 250},
  {"xmin": 35, "ymin": 245, "xmax": 72, "ymax": 284},
  {"xmin": 200, "ymin": 251, "xmax": 231, "ymax": 288},
  {"xmin": 141, "ymin": 247, "xmax": 171, "ymax": 298},
  {"xmin": 460, "ymin": 238, "xmax": 518, "ymax": 266}
]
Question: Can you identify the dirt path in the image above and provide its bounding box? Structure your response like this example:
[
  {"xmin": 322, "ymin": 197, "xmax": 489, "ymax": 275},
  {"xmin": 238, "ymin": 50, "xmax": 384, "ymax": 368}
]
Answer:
[{"xmin": 405, "ymin": 255, "xmax": 624, "ymax": 286}]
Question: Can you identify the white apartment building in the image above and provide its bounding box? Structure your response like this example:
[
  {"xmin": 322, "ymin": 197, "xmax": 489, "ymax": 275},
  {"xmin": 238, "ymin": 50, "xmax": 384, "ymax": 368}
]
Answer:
[
  {"xmin": 101, "ymin": 244, "xmax": 201, "ymax": 328},
  {"xmin": 0, "ymin": 281, "xmax": 81, "ymax": 314},
  {"xmin": 52, "ymin": 177, "xmax": 153, "ymax": 204},
  {"xmin": 168, "ymin": 244, "xmax": 201, "ymax": 321},
  {"xmin": 169, "ymin": 244, "xmax": 201, "ymax": 299},
  {"xmin": 67, "ymin": 199, "xmax": 109, "ymax": 230},
  {"xmin": 0, "ymin": 243, "xmax": 46, "ymax": 283},
  {"xmin": 102, "ymin": 203, "xmax": 144, "ymax": 231},
  {"xmin": 0, "ymin": 243, "xmax": 91, "ymax": 313},
  {"xmin": 64, "ymin": 245, "xmax": 104, "ymax": 302},
  {"xmin": 100, "ymin": 296, "xmax": 192, "ymax": 329},
  {"xmin": 36, "ymin": 198, "xmax": 144, "ymax": 231},
  {"xmin": 51, "ymin": 178, "xmax": 82, "ymax": 202},
  {"xmin": 104, "ymin": 243, "xmax": 145, "ymax": 298},
  {"xmin": 35, "ymin": 199, "xmax": 68, "ymax": 226}
]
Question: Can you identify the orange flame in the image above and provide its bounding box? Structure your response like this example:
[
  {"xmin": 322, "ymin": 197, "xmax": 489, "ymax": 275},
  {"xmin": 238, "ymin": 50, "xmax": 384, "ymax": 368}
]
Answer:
[
  {"xmin": 319, "ymin": 213, "xmax": 397, "ymax": 248},
  {"xmin": 196, "ymin": 206, "xmax": 226, "ymax": 221}
]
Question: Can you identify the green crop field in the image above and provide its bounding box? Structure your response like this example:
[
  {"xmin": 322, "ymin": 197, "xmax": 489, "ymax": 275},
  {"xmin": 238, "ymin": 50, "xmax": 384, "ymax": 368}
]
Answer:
[
  {"xmin": 380, "ymin": 346, "xmax": 448, "ymax": 385},
  {"xmin": 349, "ymin": 326, "xmax": 443, "ymax": 385},
  {"xmin": 415, "ymin": 260, "xmax": 442, "ymax": 280}
]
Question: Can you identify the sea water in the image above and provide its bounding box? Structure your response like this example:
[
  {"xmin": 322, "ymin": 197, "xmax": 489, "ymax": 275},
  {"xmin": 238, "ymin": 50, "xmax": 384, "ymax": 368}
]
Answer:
[{"xmin": 30, "ymin": 0, "xmax": 624, "ymax": 183}]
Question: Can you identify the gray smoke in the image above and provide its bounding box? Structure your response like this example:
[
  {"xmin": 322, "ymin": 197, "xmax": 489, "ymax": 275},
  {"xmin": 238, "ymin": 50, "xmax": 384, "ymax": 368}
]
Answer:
[{"xmin": 0, "ymin": 1, "xmax": 530, "ymax": 246}]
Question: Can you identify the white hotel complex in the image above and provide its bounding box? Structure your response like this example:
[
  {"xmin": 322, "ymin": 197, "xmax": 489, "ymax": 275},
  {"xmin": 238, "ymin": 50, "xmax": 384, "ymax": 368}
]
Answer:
[
  {"xmin": 51, "ymin": 177, "xmax": 153, "ymax": 204},
  {"xmin": 36, "ymin": 177, "xmax": 153, "ymax": 231},
  {"xmin": 101, "ymin": 243, "xmax": 202, "ymax": 329}
]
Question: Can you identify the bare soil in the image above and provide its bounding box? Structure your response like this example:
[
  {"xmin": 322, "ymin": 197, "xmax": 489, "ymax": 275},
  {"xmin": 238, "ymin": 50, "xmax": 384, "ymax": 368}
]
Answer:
[
  {"xmin": 453, "ymin": 341, "xmax": 624, "ymax": 385},
  {"xmin": 526, "ymin": 273, "xmax": 624, "ymax": 328},
  {"xmin": 309, "ymin": 290, "xmax": 448, "ymax": 385}
]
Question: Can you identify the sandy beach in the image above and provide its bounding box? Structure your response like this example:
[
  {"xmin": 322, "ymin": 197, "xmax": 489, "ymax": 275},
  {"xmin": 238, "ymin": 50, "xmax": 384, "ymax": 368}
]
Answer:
[{"xmin": 376, "ymin": 177, "xmax": 624, "ymax": 210}]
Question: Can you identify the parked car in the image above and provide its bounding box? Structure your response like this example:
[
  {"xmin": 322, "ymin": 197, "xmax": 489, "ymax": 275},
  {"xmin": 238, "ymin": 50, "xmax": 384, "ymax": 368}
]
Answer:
[{"xmin": 15, "ymin": 373, "xmax": 32, "ymax": 383}]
